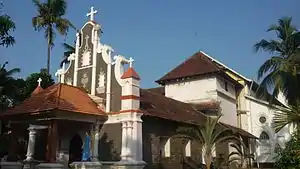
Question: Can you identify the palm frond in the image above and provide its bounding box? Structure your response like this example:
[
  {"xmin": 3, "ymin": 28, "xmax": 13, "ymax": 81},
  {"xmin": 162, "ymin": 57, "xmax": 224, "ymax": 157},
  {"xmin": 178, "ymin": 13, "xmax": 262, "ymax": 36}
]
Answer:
[
  {"xmin": 272, "ymin": 105, "xmax": 300, "ymax": 132},
  {"xmin": 254, "ymin": 39, "xmax": 283, "ymax": 54},
  {"xmin": 54, "ymin": 17, "xmax": 72, "ymax": 35},
  {"xmin": 0, "ymin": 14, "xmax": 16, "ymax": 47}
]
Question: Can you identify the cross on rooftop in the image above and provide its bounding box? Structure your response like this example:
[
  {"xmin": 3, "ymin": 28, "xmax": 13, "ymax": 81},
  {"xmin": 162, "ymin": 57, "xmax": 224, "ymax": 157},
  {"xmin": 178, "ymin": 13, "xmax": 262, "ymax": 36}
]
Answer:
[
  {"xmin": 128, "ymin": 57, "xmax": 134, "ymax": 68},
  {"xmin": 37, "ymin": 78, "xmax": 42, "ymax": 87},
  {"xmin": 86, "ymin": 6, "xmax": 98, "ymax": 21}
]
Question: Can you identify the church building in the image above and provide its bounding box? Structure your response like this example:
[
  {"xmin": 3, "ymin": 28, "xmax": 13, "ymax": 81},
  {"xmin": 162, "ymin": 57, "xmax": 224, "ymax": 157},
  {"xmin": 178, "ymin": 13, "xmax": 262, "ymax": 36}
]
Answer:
[{"xmin": 0, "ymin": 6, "xmax": 291, "ymax": 169}]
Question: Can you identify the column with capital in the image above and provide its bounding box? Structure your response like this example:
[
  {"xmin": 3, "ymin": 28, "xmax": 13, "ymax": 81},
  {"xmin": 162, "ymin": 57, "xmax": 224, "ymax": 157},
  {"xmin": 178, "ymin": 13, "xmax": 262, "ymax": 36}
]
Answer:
[{"xmin": 25, "ymin": 127, "xmax": 37, "ymax": 161}]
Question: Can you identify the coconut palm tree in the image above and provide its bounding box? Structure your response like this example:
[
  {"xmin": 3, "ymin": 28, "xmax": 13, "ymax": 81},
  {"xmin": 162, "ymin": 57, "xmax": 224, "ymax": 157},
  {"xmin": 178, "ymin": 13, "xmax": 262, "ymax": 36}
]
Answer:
[
  {"xmin": 32, "ymin": 0, "xmax": 75, "ymax": 74},
  {"xmin": 0, "ymin": 4, "xmax": 15, "ymax": 47},
  {"xmin": 254, "ymin": 17, "xmax": 300, "ymax": 105},
  {"xmin": 60, "ymin": 42, "xmax": 75, "ymax": 68},
  {"xmin": 178, "ymin": 115, "xmax": 243, "ymax": 169}
]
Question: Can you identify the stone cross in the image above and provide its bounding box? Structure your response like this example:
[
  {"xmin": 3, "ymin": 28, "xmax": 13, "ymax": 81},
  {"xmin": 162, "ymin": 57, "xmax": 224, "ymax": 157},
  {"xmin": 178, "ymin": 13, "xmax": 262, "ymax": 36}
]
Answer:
[
  {"xmin": 86, "ymin": 6, "xmax": 98, "ymax": 21},
  {"xmin": 37, "ymin": 78, "xmax": 42, "ymax": 87},
  {"xmin": 128, "ymin": 57, "xmax": 134, "ymax": 68}
]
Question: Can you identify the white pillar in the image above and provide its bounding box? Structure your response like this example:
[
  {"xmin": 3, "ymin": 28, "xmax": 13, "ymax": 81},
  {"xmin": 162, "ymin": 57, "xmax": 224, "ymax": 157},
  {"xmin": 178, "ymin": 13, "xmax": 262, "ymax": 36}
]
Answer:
[
  {"xmin": 93, "ymin": 122, "xmax": 100, "ymax": 161},
  {"xmin": 121, "ymin": 122, "xmax": 128, "ymax": 161},
  {"xmin": 105, "ymin": 58, "xmax": 112, "ymax": 112},
  {"xmin": 25, "ymin": 128, "xmax": 36, "ymax": 161},
  {"xmin": 91, "ymin": 26, "xmax": 99, "ymax": 95},
  {"xmin": 60, "ymin": 63, "xmax": 65, "ymax": 83},
  {"xmin": 73, "ymin": 32, "xmax": 80, "ymax": 86}
]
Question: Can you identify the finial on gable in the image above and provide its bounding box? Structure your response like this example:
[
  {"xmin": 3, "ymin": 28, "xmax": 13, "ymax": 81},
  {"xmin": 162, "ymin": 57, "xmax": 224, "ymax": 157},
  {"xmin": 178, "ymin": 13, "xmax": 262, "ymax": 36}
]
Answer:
[
  {"xmin": 86, "ymin": 6, "xmax": 98, "ymax": 21},
  {"xmin": 37, "ymin": 77, "xmax": 42, "ymax": 87},
  {"xmin": 128, "ymin": 57, "xmax": 134, "ymax": 68}
]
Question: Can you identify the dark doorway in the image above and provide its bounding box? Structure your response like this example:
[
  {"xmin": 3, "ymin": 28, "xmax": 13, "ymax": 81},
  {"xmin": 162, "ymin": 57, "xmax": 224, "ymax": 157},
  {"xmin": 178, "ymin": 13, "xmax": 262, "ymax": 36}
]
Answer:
[{"xmin": 69, "ymin": 134, "xmax": 83, "ymax": 163}]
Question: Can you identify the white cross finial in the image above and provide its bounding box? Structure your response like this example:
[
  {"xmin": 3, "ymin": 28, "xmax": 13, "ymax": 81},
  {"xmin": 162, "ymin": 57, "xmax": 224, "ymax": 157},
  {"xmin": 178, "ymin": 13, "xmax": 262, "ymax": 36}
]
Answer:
[
  {"xmin": 37, "ymin": 78, "xmax": 42, "ymax": 87},
  {"xmin": 86, "ymin": 6, "xmax": 98, "ymax": 21},
  {"xmin": 128, "ymin": 57, "xmax": 134, "ymax": 68}
]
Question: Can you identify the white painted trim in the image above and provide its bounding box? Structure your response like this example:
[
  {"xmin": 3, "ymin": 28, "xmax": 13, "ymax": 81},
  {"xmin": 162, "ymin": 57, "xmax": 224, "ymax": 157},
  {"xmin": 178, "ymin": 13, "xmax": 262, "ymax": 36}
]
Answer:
[
  {"xmin": 99, "ymin": 44, "xmax": 114, "ymax": 113},
  {"xmin": 200, "ymin": 51, "xmax": 252, "ymax": 82},
  {"xmin": 106, "ymin": 55, "xmax": 112, "ymax": 112},
  {"xmin": 77, "ymin": 65, "xmax": 93, "ymax": 70},
  {"xmin": 91, "ymin": 25, "xmax": 99, "ymax": 95},
  {"xmin": 73, "ymin": 33, "xmax": 80, "ymax": 86}
]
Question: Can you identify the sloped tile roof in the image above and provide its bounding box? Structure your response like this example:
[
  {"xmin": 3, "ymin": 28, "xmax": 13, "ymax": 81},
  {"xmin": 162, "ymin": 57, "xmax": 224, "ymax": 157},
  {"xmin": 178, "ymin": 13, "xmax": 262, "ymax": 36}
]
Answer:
[
  {"xmin": 121, "ymin": 67, "xmax": 140, "ymax": 80},
  {"xmin": 2, "ymin": 83, "xmax": 105, "ymax": 116},
  {"xmin": 156, "ymin": 52, "xmax": 222, "ymax": 84},
  {"xmin": 140, "ymin": 88, "xmax": 257, "ymax": 139}
]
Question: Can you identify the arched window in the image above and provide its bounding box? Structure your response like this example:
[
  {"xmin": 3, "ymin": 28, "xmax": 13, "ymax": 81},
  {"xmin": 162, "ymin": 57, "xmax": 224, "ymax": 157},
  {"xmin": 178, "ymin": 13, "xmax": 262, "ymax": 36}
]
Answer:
[
  {"xmin": 160, "ymin": 138, "xmax": 171, "ymax": 157},
  {"xmin": 259, "ymin": 131, "xmax": 270, "ymax": 140},
  {"xmin": 185, "ymin": 140, "xmax": 191, "ymax": 157}
]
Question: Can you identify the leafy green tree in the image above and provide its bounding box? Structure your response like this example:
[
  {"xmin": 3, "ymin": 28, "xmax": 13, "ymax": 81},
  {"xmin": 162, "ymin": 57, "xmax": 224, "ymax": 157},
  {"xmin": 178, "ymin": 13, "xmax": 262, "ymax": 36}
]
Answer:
[
  {"xmin": 0, "ymin": 3, "xmax": 16, "ymax": 47},
  {"xmin": 60, "ymin": 42, "xmax": 75, "ymax": 67},
  {"xmin": 178, "ymin": 115, "xmax": 243, "ymax": 169},
  {"xmin": 32, "ymin": 0, "xmax": 75, "ymax": 74},
  {"xmin": 275, "ymin": 133, "xmax": 300, "ymax": 169},
  {"xmin": 23, "ymin": 71, "xmax": 55, "ymax": 98},
  {"xmin": 254, "ymin": 17, "xmax": 300, "ymax": 105},
  {"xmin": 0, "ymin": 62, "xmax": 22, "ymax": 112}
]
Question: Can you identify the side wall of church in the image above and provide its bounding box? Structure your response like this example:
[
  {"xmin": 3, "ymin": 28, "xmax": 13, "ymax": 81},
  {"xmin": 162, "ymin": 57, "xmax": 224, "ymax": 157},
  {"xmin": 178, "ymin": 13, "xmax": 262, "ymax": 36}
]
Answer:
[
  {"xmin": 216, "ymin": 76, "xmax": 238, "ymax": 126},
  {"xmin": 164, "ymin": 76, "xmax": 218, "ymax": 103}
]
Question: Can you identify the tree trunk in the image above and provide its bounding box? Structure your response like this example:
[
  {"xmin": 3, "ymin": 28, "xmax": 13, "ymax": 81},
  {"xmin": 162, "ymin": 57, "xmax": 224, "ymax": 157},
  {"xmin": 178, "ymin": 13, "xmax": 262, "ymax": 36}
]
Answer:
[
  {"xmin": 205, "ymin": 155, "xmax": 212, "ymax": 169},
  {"xmin": 47, "ymin": 39, "xmax": 51, "ymax": 74},
  {"xmin": 47, "ymin": 28, "xmax": 51, "ymax": 75}
]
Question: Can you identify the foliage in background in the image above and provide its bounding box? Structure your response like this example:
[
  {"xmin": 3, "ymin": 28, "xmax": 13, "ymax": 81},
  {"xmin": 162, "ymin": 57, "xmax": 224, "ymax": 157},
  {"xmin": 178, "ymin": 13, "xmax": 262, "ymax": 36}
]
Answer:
[
  {"xmin": 0, "ymin": 2, "xmax": 15, "ymax": 47},
  {"xmin": 60, "ymin": 42, "xmax": 75, "ymax": 67},
  {"xmin": 23, "ymin": 71, "xmax": 55, "ymax": 98},
  {"xmin": 275, "ymin": 133, "xmax": 300, "ymax": 169},
  {"xmin": 0, "ymin": 62, "xmax": 23, "ymax": 112},
  {"xmin": 32, "ymin": 0, "xmax": 75, "ymax": 74},
  {"xmin": 254, "ymin": 17, "xmax": 300, "ymax": 106}
]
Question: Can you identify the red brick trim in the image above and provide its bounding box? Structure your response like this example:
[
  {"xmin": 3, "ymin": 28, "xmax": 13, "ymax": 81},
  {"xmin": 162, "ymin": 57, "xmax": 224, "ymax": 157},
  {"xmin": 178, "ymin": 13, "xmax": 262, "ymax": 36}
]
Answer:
[{"xmin": 120, "ymin": 95, "xmax": 140, "ymax": 100}]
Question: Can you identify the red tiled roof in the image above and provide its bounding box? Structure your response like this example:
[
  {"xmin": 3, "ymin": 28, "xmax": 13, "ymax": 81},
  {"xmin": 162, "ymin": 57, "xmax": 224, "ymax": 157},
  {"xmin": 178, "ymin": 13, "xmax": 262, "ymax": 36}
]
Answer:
[
  {"xmin": 121, "ymin": 67, "xmax": 140, "ymax": 80},
  {"xmin": 140, "ymin": 88, "xmax": 206, "ymax": 125},
  {"xmin": 156, "ymin": 52, "xmax": 222, "ymax": 84},
  {"xmin": 2, "ymin": 83, "xmax": 105, "ymax": 116},
  {"xmin": 140, "ymin": 88, "xmax": 257, "ymax": 139}
]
